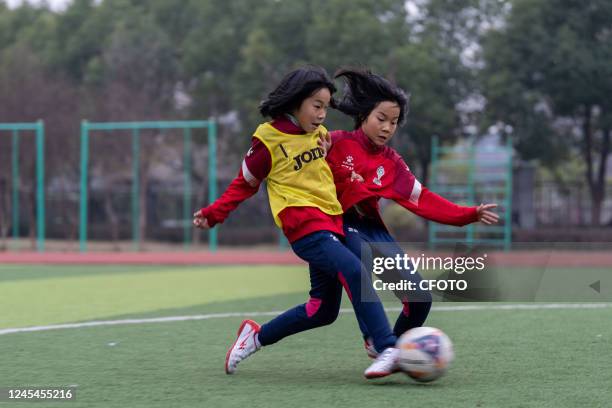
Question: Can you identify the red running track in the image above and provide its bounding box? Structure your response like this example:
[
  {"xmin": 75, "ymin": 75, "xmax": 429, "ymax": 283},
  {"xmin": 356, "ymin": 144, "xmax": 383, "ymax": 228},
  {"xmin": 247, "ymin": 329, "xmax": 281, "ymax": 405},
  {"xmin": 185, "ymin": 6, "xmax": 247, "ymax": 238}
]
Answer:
[
  {"xmin": 0, "ymin": 251, "xmax": 305, "ymax": 265},
  {"xmin": 0, "ymin": 250, "xmax": 611, "ymax": 267}
]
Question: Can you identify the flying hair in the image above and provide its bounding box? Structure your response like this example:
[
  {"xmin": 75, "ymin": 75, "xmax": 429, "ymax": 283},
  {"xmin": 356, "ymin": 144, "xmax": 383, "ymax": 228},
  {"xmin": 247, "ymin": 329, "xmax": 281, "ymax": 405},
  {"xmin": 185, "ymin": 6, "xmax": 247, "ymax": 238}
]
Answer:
[{"xmin": 334, "ymin": 67, "xmax": 409, "ymax": 129}]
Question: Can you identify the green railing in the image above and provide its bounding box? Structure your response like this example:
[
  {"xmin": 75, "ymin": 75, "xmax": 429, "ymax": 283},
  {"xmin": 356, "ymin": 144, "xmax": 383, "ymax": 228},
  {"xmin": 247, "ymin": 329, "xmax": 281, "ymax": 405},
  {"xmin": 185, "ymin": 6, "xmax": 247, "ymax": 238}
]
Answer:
[
  {"xmin": 79, "ymin": 120, "xmax": 217, "ymax": 252},
  {"xmin": 428, "ymin": 136, "xmax": 513, "ymax": 250},
  {"xmin": 0, "ymin": 121, "xmax": 45, "ymax": 251}
]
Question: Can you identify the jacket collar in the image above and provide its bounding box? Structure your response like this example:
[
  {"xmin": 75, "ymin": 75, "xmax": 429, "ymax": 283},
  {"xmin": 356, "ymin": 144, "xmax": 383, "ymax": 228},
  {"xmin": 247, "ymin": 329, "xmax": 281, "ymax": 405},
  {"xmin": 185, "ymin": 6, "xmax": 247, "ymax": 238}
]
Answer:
[
  {"xmin": 271, "ymin": 115, "xmax": 306, "ymax": 134},
  {"xmin": 354, "ymin": 127, "xmax": 384, "ymax": 154}
]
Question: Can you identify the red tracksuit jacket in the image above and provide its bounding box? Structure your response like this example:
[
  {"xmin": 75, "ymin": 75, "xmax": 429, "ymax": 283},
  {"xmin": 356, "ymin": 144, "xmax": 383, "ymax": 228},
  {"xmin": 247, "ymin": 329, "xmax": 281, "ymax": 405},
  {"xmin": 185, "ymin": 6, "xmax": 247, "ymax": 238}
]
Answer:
[{"xmin": 326, "ymin": 128, "xmax": 478, "ymax": 227}]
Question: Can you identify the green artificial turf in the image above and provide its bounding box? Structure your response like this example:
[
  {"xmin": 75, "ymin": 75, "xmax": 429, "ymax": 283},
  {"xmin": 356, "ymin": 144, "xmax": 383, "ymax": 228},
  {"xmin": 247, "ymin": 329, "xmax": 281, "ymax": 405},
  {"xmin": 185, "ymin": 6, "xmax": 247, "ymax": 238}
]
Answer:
[{"xmin": 1, "ymin": 265, "xmax": 610, "ymax": 407}]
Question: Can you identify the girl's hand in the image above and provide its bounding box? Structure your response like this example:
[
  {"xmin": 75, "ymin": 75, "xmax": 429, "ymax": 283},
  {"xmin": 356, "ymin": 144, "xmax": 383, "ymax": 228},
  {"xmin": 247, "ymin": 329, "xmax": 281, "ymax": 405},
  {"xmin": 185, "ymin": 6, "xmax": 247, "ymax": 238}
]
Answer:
[
  {"xmin": 351, "ymin": 171, "xmax": 364, "ymax": 182},
  {"xmin": 477, "ymin": 203, "xmax": 499, "ymax": 225},
  {"xmin": 193, "ymin": 210, "xmax": 210, "ymax": 229},
  {"xmin": 318, "ymin": 130, "xmax": 332, "ymax": 156}
]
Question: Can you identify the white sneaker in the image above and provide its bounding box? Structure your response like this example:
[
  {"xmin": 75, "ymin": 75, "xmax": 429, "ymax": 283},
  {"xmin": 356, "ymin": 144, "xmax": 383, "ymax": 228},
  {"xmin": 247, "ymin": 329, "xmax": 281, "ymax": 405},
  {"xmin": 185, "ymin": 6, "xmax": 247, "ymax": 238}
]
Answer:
[
  {"xmin": 225, "ymin": 319, "xmax": 261, "ymax": 374},
  {"xmin": 364, "ymin": 337, "xmax": 379, "ymax": 359},
  {"xmin": 364, "ymin": 347, "xmax": 400, "ymax": 379}
]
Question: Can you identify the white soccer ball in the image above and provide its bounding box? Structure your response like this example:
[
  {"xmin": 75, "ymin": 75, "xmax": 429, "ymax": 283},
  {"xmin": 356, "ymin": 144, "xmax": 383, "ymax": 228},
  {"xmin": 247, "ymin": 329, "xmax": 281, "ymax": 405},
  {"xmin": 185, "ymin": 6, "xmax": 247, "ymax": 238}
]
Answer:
[{"xmin": 397, "ymin": 326, "xmax": 454, "ymax": 382}]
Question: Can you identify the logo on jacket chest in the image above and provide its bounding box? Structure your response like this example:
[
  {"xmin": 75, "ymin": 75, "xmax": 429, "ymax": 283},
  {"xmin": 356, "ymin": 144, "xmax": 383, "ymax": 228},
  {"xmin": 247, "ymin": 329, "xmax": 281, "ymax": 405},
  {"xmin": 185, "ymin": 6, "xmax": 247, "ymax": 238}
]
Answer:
[
  {"xmin": 341, "ymin": 155, "xmax": 354, "ymax": 171},
  {"xmin": 373, "ymin": 165, "xmax": 385, "ymax": 186},
  {"xmin": 293, "ymin": 147, "xmax": 325, "ymax": 171}
]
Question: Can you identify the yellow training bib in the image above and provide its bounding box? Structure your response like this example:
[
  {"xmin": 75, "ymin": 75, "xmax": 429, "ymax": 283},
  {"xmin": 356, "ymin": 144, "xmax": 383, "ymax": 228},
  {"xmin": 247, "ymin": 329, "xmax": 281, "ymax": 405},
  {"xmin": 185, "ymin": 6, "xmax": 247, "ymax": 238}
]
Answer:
[{"xmin": 253, "ymin": 122, "xmax": 343, "ymax": 227}]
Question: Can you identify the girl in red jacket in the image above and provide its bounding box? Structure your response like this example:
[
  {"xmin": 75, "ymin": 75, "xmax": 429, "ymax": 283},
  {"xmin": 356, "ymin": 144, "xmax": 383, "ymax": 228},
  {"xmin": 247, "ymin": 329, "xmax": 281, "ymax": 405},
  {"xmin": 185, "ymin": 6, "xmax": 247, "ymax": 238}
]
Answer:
[
  {"xmin": 194, "ymin": 66, "xmax": 402, "ymax": 378},
  {"xmin": 327, "ymin": 68, "xmax": 499, "ymax": 358}
]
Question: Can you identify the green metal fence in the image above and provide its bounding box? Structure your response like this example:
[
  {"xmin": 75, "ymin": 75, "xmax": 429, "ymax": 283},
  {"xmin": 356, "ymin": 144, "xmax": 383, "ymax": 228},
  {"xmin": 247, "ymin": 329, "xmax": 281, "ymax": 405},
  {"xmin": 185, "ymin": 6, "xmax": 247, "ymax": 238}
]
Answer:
[
  {"xmin": 428, "ymin": 136, "xmax": 513, "ymax": 250},
  {"xmin": 79, "ymin": 120, "xmax": 217, "ymax": 252},
  {"xmin": 0, "ymin": 121, "xmax": 45, "ymax": 251}
]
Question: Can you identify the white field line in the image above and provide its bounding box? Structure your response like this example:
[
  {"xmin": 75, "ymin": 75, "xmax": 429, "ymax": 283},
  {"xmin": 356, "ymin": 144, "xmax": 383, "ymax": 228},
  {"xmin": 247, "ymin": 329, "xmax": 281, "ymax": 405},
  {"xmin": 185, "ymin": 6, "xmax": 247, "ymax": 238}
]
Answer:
[{"xmin": 1, "ymin": 303, "xmax": 611, "ymax": 336}]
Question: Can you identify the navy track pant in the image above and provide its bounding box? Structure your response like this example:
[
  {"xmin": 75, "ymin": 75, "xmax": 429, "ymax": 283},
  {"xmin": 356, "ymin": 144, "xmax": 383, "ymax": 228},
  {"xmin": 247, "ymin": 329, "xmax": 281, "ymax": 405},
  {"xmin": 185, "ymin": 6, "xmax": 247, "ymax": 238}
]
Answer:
[
  {"xmin": 257, "ymin": 230, "xmax": 396, "ymax": 353},
  {"xmin": 342, "ymin": 213, "xmax": 432, "ymax": 339}
]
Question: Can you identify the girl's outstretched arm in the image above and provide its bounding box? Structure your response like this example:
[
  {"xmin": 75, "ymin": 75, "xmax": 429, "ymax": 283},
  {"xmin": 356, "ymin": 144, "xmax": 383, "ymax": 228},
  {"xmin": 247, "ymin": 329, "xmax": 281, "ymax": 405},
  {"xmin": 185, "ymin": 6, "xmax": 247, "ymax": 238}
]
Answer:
[
  {"xmin": 390, "ymin": 154, "xmax": 497, "ymax": 226},
  {"xmin": 396, "ymin": 187, "xmax": 479, "ymax": 226},
  {"xmin": 194, "ymin": 139, "xmax": 271, "ymax": 228}
]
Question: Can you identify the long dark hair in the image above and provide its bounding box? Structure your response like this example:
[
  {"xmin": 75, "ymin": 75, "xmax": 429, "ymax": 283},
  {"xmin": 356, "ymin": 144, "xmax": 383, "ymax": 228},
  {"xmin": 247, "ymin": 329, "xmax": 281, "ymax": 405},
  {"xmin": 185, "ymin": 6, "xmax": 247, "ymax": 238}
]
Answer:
[
  {"xmin": 259, "ymin": 65, "xmax": 336, "ymax": 118},
  {"xmin": 334, "ymin": 67, "xmax": 409, "ymax": 129}
]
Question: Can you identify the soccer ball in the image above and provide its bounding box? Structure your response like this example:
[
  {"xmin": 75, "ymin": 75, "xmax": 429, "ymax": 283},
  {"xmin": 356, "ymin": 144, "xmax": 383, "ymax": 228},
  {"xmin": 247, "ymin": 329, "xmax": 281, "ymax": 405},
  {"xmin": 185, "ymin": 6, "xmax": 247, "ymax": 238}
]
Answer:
[{"xmin": 397, "ymin": 327, "xmax": 454, "ymax": 382}]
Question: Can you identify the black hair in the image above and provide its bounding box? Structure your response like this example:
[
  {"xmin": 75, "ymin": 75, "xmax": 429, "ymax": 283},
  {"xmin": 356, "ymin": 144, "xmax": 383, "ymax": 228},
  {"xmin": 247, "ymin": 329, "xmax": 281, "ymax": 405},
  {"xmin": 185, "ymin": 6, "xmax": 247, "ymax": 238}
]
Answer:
[
  {"xmin": 334, "ymin": 67, "xmax": 409, "ymax": 129},
  {"xmin": 259, "ymin": 65, "xmax": 336, "ymax": 118}
]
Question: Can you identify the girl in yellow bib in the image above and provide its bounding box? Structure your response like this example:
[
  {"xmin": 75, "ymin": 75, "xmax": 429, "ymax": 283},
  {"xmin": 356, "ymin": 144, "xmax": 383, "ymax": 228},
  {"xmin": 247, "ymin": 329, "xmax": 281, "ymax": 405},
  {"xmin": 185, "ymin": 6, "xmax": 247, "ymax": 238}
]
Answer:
[{"xmin": 194, "ymin": 66, "xmax": 400, "ymax": 379}]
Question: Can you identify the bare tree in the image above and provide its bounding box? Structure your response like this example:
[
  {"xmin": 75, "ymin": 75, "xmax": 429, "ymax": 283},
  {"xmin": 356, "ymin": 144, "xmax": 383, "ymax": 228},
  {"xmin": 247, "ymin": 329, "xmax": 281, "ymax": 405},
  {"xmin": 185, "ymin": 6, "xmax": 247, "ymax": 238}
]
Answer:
[{"xmin": 0, "ymin": 45, "xmax": 80, "ymax": 247}]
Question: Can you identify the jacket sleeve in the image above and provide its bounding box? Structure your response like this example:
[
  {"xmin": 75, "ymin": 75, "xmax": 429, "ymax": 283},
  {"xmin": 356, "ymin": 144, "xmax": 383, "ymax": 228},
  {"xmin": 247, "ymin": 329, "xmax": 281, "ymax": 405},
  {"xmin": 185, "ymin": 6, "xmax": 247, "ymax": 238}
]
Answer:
[
  {"xmin": 390, "ymin": 154, "xmax": 478, "ymax": 226},
  {"xmin": 197, "ymin": 139, "xmax": 271, "ymax": 227}
]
